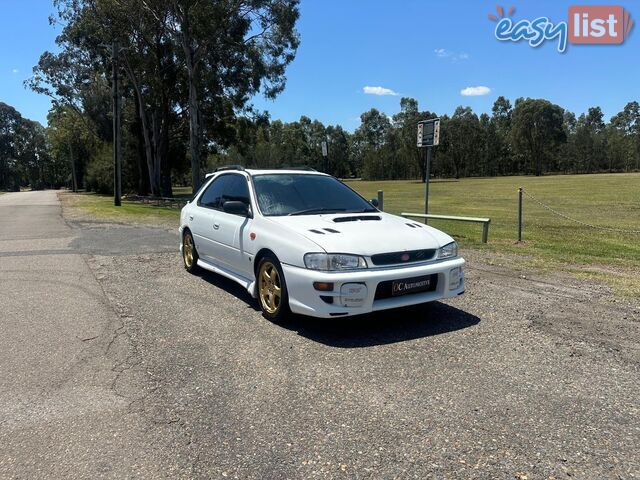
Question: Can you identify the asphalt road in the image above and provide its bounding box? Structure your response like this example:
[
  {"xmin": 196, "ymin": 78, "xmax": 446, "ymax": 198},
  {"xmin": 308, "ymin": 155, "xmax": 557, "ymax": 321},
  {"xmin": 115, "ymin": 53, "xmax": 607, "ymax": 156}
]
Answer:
[{"xmin": 1, "ymin": 190, "xmax": 639, "ymax": 479}]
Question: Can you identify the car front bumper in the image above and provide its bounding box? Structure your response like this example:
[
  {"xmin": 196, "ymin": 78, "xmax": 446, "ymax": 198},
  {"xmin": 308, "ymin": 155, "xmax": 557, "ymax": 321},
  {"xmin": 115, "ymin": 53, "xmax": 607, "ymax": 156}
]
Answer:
[{"xmin": 282, "ymin": 257, "xmax": 465, "ymax": 318}]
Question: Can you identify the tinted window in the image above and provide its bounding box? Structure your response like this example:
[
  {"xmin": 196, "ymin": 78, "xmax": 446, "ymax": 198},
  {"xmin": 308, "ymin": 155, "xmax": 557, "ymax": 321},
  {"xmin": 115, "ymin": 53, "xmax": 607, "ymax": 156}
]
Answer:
[
  {"xmin": 199, "ymin": 175, "xmax": 231, "ymax": 209},
  {"xmin": 222, "ymin": 175, "xmax": 251, "ymax": 206},
  {"xmin": 198, "ymin": 174, "xmax": 250, "ymax": 210},
  {"xmin": 252, "ymin": 174, "xmax": 375, "ymax": 216}
]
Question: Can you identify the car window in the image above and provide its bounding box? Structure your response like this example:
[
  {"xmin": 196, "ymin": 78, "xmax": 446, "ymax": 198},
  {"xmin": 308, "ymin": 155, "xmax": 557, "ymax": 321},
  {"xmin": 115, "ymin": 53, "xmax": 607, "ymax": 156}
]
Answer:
[
  {"xmin": 252, "ymin": 174, "xmax": 375, "ymax": 216},
  {"xmin": 198, "ymin": 174, "xmax": 250, "ymax": 210},
  {"xmin": 221, "ymin": 175, "xmax": 251, "ymax": 206}
]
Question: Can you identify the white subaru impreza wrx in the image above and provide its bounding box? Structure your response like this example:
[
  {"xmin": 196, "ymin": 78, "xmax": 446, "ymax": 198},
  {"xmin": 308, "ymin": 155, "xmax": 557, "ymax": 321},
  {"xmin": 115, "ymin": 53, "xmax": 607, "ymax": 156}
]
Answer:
[{"xmin": 179, "ymin": 166, "xmax": 465, "ymax": 321}]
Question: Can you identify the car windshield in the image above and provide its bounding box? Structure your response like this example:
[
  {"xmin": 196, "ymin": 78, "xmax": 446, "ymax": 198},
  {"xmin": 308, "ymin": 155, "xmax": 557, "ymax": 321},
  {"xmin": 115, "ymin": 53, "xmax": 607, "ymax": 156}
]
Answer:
[{"xmin": 252, "ymin": 174, "xmax": 376, "ymax": 216}]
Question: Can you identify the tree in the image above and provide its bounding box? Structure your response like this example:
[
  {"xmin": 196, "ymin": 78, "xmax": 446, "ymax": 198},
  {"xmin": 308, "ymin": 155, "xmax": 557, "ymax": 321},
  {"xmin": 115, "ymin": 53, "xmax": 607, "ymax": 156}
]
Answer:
[
  {"xmin": 440, "ymin": 107, "xmax": 482, "ymax": 178},
  {"xmin": 511, "ymin": 99, "xmax": 566, "ymax": 176},
  {"xmin": 611, "ymin": 101, "xmax": 640, "ymax": 171},
  {"xmin": 491, "ymin": 96, "xmax": 513, "ymax": 174},
  {"xmin": 156, "ymin": 0, "xmax": 301, "ymax": 192},
  {"xmin": 354, "ymin": 109, "xmax": 392, "ymax": 180}
]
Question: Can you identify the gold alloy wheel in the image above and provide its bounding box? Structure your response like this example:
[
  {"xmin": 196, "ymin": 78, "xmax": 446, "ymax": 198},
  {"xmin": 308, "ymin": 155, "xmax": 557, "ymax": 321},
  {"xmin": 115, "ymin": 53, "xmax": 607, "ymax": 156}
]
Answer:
[
  {"xmin": 258, "ymin": 261, "xmax": 282, "ymax": 314},
  {"xmin": 183, "ymin": 233, "xmax": 194, "ymax": 268}
]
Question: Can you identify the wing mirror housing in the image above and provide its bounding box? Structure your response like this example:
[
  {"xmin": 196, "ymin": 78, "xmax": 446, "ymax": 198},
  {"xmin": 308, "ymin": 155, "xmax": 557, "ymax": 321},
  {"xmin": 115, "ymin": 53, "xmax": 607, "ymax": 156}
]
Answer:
[
  {"xmin": 223, "ymin": 200, "xmax": 251, "ymax": 217},
  {"xmin": 369, "ymin": 198, "xmax": 379, "ymax": 208}
]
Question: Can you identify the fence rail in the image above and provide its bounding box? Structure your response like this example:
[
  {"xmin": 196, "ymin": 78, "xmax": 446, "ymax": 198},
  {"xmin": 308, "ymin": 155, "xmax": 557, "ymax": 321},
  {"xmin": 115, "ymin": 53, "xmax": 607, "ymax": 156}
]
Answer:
[{"xmin": 401, "ymin": 213, "xmax": 491, "ymax": 243}]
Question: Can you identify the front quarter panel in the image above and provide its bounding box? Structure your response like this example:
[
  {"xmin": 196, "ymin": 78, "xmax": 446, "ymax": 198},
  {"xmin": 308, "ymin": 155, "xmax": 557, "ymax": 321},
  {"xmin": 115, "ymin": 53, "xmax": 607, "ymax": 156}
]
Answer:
[{"xmin": 247, "ymin": 216, "xmax": 326, "ymax": 269}]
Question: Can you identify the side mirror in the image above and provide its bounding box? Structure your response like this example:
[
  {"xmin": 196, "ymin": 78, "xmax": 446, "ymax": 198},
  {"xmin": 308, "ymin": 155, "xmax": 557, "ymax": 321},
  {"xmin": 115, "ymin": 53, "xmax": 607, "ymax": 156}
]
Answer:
[
  {"xmin": 369, "ymin": 198, "xmax": 379, "ymax": 208},
  {"xmin": 223, "ymin": 200, "xmax": 250, "ymax": 217}
]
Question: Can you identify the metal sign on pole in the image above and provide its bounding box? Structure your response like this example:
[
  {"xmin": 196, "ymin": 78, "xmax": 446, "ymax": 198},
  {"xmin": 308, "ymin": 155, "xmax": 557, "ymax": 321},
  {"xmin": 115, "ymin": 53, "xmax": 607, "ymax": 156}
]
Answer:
[
  {"xmin": 321, "ymin": 140, "xmax": 328, "ymax": 173},
  {"xmin": 417, "ymin": 118, "xmax": 440, "ymax": 222}
]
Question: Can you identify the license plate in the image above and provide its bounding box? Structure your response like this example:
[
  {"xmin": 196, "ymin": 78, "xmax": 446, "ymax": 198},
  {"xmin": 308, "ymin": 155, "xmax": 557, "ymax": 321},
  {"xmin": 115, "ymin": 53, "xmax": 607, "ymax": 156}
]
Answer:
[{"xmin": 391, "ymin": 275, "xmax": 435, "ymax": 297}]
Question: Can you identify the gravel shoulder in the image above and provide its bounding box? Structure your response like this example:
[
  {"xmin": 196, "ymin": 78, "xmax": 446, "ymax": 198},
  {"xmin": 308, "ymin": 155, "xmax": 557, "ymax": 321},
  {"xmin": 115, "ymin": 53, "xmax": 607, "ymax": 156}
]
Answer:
[{"xmin": 55, "ymin": 192, "xmax": 640, "ymax": 479}]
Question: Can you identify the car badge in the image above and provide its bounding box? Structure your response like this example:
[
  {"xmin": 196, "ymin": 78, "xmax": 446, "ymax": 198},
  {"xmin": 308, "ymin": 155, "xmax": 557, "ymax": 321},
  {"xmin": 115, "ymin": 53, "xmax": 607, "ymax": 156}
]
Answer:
[{"xmin": 401, "ymin": 253, "xmax": 410, "ymax": 262}]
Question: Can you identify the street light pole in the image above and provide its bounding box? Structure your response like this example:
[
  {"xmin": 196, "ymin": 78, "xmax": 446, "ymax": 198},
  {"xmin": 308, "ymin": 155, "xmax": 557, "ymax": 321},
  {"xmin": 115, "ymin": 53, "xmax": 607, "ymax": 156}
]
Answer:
[{"xmin": 112, "ymin": 40, "xmax": 122, "ymax": 206}]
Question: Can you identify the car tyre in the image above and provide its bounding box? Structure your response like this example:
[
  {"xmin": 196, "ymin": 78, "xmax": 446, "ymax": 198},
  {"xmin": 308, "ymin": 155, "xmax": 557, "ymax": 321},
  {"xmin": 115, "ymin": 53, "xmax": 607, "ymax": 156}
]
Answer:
[
  {"xmin": 182, "ymin": 230, "xmax": 200, "ymax": 273},
  {"xmin": 257, "ymin": 254, "xmax": 290, "ymax": 323}
]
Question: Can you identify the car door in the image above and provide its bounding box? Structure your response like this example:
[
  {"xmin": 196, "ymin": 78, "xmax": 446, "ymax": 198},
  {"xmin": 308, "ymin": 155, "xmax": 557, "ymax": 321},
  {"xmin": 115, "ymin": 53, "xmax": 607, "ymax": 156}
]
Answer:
[
  {"xmin": 189, "ymin": 174, "xmax": 231, "ymax": 262},
  {"xmin": 209, "ymin": 174, "xmax": 254, "ymax": 278}
]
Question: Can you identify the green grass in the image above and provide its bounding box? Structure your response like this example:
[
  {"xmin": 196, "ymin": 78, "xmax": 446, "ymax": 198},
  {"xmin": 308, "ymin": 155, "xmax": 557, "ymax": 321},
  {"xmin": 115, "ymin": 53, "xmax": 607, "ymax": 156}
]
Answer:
[
  {"xmin": 61, "ymin": 191, "xmax": 180, "ymax": 227},
  {"xmin": 349, "ymin": 173, "xmax": 640, "ymax": 296}
]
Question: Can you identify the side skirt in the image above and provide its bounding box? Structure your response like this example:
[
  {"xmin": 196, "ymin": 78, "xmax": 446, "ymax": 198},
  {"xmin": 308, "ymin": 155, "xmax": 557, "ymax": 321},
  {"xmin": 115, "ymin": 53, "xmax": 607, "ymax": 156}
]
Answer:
[{"xmin": 196, "ymin": 258, "xmax": 257, "ymax": 298}]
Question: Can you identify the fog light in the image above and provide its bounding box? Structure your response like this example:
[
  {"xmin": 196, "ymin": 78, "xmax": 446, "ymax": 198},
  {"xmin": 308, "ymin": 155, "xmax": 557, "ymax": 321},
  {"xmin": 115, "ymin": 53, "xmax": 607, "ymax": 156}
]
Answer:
[
  {"xmin": 313, "ymin": 282, "xmax": 334, "ymax": 291},
  {"xmin": 449, "ymin": 267, "xmax": 462, "ymax": 290}
]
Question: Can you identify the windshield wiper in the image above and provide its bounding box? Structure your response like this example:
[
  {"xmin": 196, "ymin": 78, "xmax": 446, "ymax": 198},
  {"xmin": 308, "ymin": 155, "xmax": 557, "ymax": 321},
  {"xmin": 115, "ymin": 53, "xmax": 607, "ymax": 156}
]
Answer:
[
  {"xmin": 346, "ymin": 208, "xmax": 378, "ymax": 213},
  {"xmin": 288, "ymin": 208, "xmax": 347, "ymax": 216}
]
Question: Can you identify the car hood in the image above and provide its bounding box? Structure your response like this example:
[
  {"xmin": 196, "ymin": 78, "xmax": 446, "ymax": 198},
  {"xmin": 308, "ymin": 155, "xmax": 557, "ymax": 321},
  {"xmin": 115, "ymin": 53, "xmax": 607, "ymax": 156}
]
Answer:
[{"xmin": 267, "ymin": 212, "xmax": 454, "ymax": 256}]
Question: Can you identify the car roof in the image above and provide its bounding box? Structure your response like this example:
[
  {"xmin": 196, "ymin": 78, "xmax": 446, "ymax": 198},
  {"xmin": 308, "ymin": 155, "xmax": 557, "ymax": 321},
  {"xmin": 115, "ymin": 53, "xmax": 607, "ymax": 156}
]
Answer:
[
  {"xmin": 245, "ymin": 169, "xmax": 328, "ymax": 176},
  {"xmin": 206, "ymin": 169, "xmax": 329, "ymax": 178}
]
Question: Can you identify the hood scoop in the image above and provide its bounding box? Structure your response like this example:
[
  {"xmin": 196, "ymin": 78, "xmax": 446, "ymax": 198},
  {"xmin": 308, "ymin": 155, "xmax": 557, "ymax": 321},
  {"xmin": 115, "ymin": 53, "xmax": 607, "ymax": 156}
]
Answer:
[
  {"xmin": 309, "ymin": 228, "xmax": 341, "ymax": 234},
  {"xmin": 333, "ymin": 215, "xmax": 381, "ymax": 223}
]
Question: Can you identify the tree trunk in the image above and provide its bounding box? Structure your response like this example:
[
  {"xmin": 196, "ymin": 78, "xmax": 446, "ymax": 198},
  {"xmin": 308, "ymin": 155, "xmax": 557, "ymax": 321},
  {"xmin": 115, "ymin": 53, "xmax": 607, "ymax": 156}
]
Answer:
[
  {"xmin": 124, "ymin": 62, "xmax": 160, "ymax": 195},
  {"xmin": 69, "ymin": 142, "xmax": 77, "ymax": 192},
  {"xmin": 133, "ymin": 109, "xmax": 150, "ymax": 196},
  {"xmin": 183, "ymin": 35, "xmax": 201, "ymax": 194}
]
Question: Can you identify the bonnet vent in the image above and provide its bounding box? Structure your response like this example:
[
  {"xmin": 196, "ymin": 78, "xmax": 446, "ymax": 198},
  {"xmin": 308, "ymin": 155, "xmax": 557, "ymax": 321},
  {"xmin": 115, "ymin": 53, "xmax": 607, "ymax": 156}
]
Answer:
[{"xmin": 333, "ymin": 215, "xmax": 381, "ymax": 223}]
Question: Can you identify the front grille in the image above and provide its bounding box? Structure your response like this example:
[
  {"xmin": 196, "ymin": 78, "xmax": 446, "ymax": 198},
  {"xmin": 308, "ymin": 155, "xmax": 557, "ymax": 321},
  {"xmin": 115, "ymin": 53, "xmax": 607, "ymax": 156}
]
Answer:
[
  {"xmin": 370, "ymin": 249, "xmax": 436, "ymax": 266},
  {"xmin": 374, "ymin": 274, "xmax": 438, "ymax": 300}
]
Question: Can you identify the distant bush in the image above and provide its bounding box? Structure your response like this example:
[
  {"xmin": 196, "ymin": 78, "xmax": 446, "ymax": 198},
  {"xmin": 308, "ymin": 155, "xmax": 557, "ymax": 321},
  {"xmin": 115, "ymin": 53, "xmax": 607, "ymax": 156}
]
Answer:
[{"xmin": 85, "ymin": 143, "xmax": 113, "ymax": 194}]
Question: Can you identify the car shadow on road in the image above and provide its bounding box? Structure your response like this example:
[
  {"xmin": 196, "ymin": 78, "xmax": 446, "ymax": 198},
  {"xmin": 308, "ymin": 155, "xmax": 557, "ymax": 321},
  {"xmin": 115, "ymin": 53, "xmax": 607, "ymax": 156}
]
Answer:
[
  {"xmin": 195, "ymin": 269, "xmax": 262, "ymax": 312},
  {"xmin": 281, "ymin": 302, "xmax": 480, "ymax": 348},
  {"xmin": 195, "ymin": 269, "xmax": 480, "ymax": 348}
]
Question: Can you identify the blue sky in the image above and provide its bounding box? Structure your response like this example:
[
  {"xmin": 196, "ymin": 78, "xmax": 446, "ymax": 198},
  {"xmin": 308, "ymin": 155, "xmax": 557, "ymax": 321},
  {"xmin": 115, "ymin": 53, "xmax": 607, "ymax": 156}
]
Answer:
[{"xmin": 1, "ymin": 0, "xmax": 638, "ymax": 129}]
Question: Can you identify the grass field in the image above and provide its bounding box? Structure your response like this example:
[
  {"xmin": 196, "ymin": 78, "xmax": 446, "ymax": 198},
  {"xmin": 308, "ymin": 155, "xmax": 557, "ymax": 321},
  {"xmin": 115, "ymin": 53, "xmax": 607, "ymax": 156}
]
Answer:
[
  {"xmin": 61, "ymin": 191, "xmax": 181, "ymax": 225},
  {"xmin": 352, "ymin": 173, "xmax": 640, "ymax": 296},
  {"xmin": 62, "ymin": 173, "xmax": 640, "ymax": 296}
]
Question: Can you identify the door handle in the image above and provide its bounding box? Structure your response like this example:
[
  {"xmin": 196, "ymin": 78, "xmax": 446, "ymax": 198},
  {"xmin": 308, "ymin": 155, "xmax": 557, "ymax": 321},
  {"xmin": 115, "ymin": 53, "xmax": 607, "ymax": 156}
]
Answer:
[{"xmin": 213, "ymin": 223, "xmax": 220, "ymax": 230}]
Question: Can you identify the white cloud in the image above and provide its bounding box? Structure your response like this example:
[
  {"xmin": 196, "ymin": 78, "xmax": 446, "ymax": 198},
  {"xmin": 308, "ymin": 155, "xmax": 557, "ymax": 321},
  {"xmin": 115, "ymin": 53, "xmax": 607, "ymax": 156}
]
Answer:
[
  {"xmin": 363, "ymin": 85, "xmax": 399, "ymax": 96},
  {"xmin": 434, "ymin": 48, "xmax": 448, "ymax": 58},
  {"xmin": 460, "ymin": 86, "xmax": 491, "ymax": 96},
  {"xmin": 434, "ymin": 49, "xmax": 470, "ymax": 62},
  {"xmin": 12, "ymin": 69, "xmax": 18, "ymax": 74}
]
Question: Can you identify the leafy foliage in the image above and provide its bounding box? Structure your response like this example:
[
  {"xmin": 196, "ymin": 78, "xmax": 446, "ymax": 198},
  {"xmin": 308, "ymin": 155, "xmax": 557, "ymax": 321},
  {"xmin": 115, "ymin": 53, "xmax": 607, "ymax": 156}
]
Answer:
[{"xmin": 210, "ymin": 96, "xmax": 640, "ymax": 180}]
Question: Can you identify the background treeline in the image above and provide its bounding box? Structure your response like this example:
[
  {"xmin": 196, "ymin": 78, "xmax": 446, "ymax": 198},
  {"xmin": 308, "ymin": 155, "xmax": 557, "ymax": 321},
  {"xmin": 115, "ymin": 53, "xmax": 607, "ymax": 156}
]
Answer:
[
  {"xmin": 0, "ymin": 102, "xmax": 60, "ymax": 191},
  {"xmin": 2, "ymin": 1, "xmax": 640, "ymax": 194},
  {"xmin": 213, "ymin": 96, "xmax": 640, "ymax": 180},
  {"xmin": 3, "ymin": 92, "xmax": 640, "ymax": 193}
]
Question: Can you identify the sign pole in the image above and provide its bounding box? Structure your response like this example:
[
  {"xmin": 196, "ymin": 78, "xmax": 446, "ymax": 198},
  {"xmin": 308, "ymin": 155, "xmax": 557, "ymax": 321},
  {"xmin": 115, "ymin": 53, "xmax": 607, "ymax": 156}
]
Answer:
[{"xmin": 424, "ymin": 146, "xmax": 432, "ymax": 223}]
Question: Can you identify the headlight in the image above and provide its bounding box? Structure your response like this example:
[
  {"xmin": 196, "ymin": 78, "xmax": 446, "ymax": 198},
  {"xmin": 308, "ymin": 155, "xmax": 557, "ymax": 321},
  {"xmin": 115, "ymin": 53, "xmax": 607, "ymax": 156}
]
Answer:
[
  {"xmin": 304, "ymin": 253, "xmax": 368, "ymax": 271},
  {"xmin": 437, "ymin": 241, "xmax": 458, "ymax": 259}
]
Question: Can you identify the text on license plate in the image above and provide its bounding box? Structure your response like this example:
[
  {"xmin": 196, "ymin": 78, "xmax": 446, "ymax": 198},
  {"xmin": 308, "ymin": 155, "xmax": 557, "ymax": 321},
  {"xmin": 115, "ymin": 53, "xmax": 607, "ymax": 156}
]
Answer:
[{"xmin": 391, "ymin": 274, "xmax": 436, "ymax": 296}]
